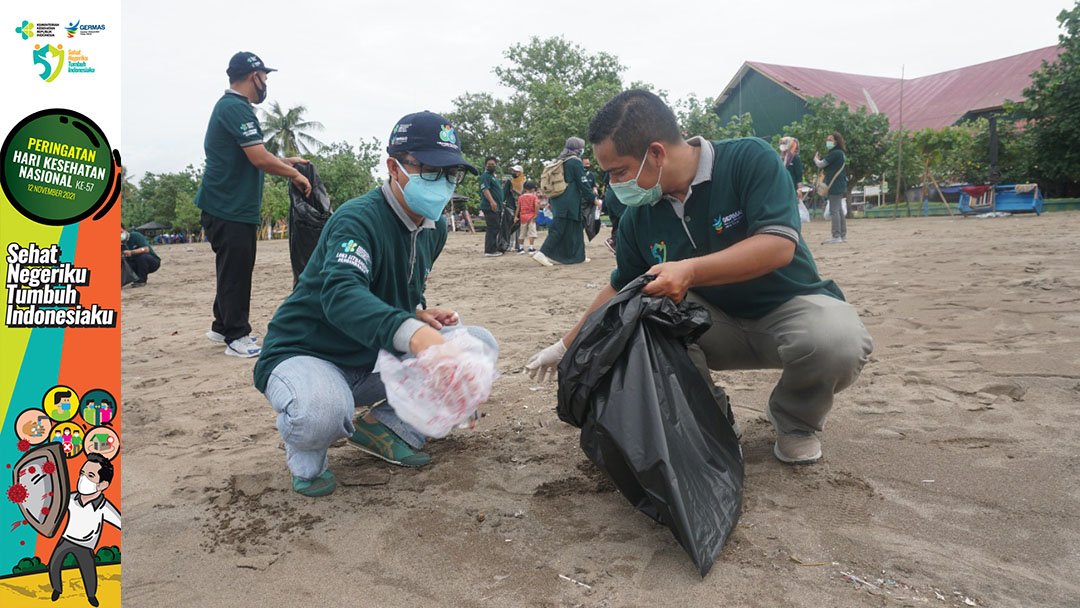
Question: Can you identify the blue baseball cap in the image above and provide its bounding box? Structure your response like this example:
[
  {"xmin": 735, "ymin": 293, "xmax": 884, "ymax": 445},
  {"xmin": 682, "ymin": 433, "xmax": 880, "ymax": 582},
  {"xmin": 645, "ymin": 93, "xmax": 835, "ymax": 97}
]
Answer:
[
  {"xmin": 387, "ymin": 111, "xmax": 478, "ymax": 175},
  {"xmin": 226, "ymin": 51, "xmax": 276, "ymax": 79}
]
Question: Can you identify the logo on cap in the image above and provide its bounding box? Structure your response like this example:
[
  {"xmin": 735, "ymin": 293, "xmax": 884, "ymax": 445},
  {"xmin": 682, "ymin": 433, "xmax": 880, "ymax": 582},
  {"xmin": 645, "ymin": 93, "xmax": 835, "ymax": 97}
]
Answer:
[{"xmin": 439, "ymin": 125, "xmax": 457, "ymax": 145}]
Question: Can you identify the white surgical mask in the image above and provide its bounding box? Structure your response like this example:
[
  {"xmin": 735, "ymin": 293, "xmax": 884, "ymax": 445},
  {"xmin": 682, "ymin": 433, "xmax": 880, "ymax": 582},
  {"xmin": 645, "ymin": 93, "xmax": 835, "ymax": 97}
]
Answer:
[{"xmin": 77, "ymin": 476, "xmax": 98, "ymax": 495}]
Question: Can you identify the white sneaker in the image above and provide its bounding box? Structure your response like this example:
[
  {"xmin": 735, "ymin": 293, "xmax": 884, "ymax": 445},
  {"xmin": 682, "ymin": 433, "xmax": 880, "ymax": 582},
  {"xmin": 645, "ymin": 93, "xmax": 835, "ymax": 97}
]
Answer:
[
  {"xmin": 207, "ymin": 331, "xmax": 257, "ymax": 344},
  {"xmin": 225, "ymin": 337, "xmax": 261, "ymax": 358},
  {"xmin": 484, "ymin": 252, "xmax": 504, "ymax": 257},
  {"xmin": 532, "ymin": 251, "xmax": 555, "ymax": 266}
]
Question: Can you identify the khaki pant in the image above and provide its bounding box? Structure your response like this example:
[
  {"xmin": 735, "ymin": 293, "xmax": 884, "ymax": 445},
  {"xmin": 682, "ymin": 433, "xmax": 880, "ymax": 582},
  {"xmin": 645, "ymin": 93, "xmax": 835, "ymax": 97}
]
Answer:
[{"xmin": 685, "ymin": 292, "xmax": 873, "ymax": 436}]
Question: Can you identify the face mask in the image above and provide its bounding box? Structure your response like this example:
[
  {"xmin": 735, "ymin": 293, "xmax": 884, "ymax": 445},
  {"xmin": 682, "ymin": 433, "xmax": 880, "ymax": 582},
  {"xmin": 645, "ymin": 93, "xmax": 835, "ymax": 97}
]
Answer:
[
  {"xmin": 77, "ymin": 475, "xmax": 98, "ymax": 496},
  {"xmin": 254, "ymin": 74, "xmax": 267, "ymax": 104},
  {"xmin": 779, "ymin": 144, "xmax": 789, "ymax": 152},
  {"xmin": 825, "ymin": 141, "xmax": 835, "ymax": 150},
  {"xmin": 609, "ymin": 152, "xmax": 663, "ymax": 208},
  {"xmin": 486, "ymin": 166, "xmax": 496, "ymax": 173},
  {"xmin": 393, "ymin": 160, "xmax": 456, "ymax": 221},
  {"xmin": 120, "ymin": 231, "xmax": 128, "ymax": 242}
]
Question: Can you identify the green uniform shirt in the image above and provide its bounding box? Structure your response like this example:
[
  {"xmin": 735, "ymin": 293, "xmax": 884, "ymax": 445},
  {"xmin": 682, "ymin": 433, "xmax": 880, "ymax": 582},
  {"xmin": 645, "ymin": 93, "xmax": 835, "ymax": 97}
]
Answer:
[
  {"xmin": 786, "ymin": 154, "xmax": 803, "ymax": 188},
  {"xmin": 254, "ymin": 185, "xmax": 447, "ymax": 392},
  {"xmin": 123, "ymin": 231, "xmax": 159, "ymax": 261},
  {"xmin": 822, "ymin": 148, "xmax": 847, "ymax": 195},
  {"xmin": 550, "ymin": 157, "xmax": 593, "ymax": 220},
  {"xmin": 479, "ymin": 170, "xmax": 504, "ymax": 210},
  {"xmin": 610, "ymin": 137, "xmax": 843, "ymax": 320},
  {"xmin": 602, "ymin": 173, "xmax": 626, "ymax": 219},
  {"xmin": 194, "ymin": 90, "xmax": 266, "ymax": 225}
]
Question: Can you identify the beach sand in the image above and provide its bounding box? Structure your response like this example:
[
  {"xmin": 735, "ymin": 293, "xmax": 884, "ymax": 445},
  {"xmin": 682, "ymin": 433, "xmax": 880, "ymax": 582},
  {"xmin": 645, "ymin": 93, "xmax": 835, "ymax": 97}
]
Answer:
[{"xmin": 121, "ymin": 213, "xmax": 1080, "ymax": 607}]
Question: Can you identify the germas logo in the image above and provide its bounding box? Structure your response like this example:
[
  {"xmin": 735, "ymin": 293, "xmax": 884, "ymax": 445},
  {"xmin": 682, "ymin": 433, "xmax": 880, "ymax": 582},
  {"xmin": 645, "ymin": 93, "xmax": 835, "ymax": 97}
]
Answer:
[
  {"xmin": 65, "ymin": 20, "xmax": 78, "ymax": 37},
  {"xmin": 14, "ymin": 20, "xmax": 34, "ymax": 39},
  {"xmin": 651, "ymin": 241, "xmax": 667, "ymax": 264},
  {"xmin": 32, "ymin": 43, "xmax": 65, "ymax": 82}
]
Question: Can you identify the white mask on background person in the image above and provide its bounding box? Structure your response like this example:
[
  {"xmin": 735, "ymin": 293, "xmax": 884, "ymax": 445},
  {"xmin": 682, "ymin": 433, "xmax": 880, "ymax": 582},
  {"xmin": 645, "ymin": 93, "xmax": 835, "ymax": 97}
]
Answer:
[{"xmin": 77, "ymin": 475, "xmax": 98, "ymax": 495}]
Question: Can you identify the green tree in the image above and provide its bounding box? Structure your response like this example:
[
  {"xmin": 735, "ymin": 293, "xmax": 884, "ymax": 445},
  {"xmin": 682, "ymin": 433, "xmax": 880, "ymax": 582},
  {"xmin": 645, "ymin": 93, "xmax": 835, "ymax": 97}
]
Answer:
[
  {"xmin": 910, "ymin": 125, "xmax": 977, "ymax": 200},
  {"xmin": 306, "ymin": 139, "xmax": 381, "ymax": 206},
  {"xmin": 1013, "ymin": 2, "xmax": 1080, "ymax": 188},
  {"xmin": 130, "ymin": 166, "xmax": 201, "ymax": 229},
  {"xmin": 447, "ymin": 36, "xmax": 625, "ymax": 193},
  {"xmin": 260, "ymin": 102, "xmax": 326, "ymax": 156},
  {"xmin": 675, "ymin": 96, "xmax": 755, "ymax": 140},
  {"xmin": 781, "ymin": 95, "xmax": 892, "ymax": 191},
  {"xmin": 173, "ymin": 189, "xmax": 201, "ymax": 234}
]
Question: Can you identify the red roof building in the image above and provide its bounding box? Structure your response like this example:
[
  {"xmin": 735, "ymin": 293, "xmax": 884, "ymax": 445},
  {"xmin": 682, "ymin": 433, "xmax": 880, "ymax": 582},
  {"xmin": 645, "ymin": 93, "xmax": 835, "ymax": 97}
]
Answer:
[{"xmin": 714, "ymin": 46, "xmax": 1061, "ymax": 137}]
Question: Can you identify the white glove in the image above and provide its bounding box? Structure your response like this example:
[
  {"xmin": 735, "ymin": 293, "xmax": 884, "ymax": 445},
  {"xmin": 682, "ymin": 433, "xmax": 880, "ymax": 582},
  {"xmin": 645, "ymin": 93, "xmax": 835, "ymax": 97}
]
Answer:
[{"xmin": 525, "ymin": 339, "xmax": 567, "ymax": 383}]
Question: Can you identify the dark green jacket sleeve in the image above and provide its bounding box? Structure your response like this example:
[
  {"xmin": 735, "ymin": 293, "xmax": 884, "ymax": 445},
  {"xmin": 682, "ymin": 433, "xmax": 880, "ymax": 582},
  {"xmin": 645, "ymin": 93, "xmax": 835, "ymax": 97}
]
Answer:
[
  {"xmin": 317, "ymin": 215, "xmax": 415, "ymax": 353},
  {"xmin": 735, "ymin": 139, "xmax": 800, "ymax": 242}
]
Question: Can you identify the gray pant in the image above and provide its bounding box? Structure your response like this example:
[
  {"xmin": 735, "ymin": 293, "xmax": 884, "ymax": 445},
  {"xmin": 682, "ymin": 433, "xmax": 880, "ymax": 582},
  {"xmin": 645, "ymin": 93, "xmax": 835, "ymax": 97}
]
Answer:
[
  {"xmin": 262, "ymin": 326, "xmax": 498, "ymax": 480},
  {"xmin": 828, "ymin": 194, "xmax": 847, "ymax": 239},
  {"xmin": 49, "ymin": 538, "xmax": 98, "ymax": 598},
  {"xmin": 685, "ymin": 292, "xmax": 873, "ymax": 436}
]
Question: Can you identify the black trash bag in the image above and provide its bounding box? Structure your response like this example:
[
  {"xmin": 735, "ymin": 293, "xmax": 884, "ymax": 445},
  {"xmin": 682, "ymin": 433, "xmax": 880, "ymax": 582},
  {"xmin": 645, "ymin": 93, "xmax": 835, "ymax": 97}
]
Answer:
[
  {"xmin": 556, "ymin": 276, "xmax": 744, "ymax": 576},
  {"xmin": 288, "ymin": 162, "xmax": 333, "ymax": 286},
  {"xmin": 120, "ymin": 258, "xmax": 138, "ymax": 287},
  {"xmin": 583, "ymin": 202, "xmax": 600, "ymax": 241},
  {"xmin": 494, "ymin": 205, "xmax": 517, "ymax": 252}
]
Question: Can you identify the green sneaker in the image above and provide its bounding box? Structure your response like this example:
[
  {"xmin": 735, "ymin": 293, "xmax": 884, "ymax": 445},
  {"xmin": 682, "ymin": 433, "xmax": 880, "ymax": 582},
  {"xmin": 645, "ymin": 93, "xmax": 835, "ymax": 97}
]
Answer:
[
  {"xmin": 347, "ymin": 418, "xmax": 431, "ymax": 468},
  {"xmin": 292, "ymin": 470, "xmax": 337, "ymax": 497}
]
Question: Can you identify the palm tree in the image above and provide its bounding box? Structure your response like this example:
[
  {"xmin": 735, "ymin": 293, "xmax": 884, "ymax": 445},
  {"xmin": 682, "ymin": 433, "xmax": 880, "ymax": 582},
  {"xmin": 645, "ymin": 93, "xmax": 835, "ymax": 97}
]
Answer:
[{"xmin": 260, "ymin": 102, "xmax": 326, "ymax": 156}]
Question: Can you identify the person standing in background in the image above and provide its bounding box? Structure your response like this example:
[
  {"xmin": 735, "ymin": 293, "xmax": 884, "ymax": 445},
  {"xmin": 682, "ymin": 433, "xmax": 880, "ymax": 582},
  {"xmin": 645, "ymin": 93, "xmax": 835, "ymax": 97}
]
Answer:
[
  {"xmin": 480, "ymin": 156, "xmax": 504, "ymax": 257},
  {"xmin": 814, "ymin": 131, "xmax": 847, "ymax": 244},
  {"xmin": 195, "ymin": 51, "xmax": 312, "ymax": 358}
]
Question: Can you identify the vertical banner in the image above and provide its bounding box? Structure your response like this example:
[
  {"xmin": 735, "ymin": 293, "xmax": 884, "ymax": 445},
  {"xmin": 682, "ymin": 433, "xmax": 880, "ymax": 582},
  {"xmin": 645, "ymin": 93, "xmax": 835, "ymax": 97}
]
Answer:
[{"xmin": 1, "ymin": 2, "xmax": 122, "ymax": 606}]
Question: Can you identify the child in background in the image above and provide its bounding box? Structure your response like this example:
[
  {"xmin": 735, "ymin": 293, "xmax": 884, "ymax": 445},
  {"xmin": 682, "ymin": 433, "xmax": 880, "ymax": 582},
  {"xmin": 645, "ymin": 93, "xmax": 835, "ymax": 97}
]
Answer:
[{"xmin": 516, "ymin": 181, "xmax": 541, "ymax": 254}]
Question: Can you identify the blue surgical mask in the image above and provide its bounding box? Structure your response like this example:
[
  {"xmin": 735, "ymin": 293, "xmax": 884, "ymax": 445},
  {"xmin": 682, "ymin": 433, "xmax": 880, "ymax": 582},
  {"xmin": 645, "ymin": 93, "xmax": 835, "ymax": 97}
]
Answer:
[
  {"xmin": 825, "ymin": 141, "xmax": 835, "ymax": 150},
  {"xmin": 609, "ymin": 152, "xmax": 663, "ymax": 208},
  {"xmin": 394, "ymin": 160, "xmax": 456, "ymax": 221}
]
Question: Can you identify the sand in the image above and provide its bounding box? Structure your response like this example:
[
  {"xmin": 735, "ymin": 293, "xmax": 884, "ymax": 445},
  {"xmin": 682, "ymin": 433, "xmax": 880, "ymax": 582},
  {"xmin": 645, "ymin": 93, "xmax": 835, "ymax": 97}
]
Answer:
[{"xmin": 121, "ymin": 213, "xmax": 1080, "ymax": 607}]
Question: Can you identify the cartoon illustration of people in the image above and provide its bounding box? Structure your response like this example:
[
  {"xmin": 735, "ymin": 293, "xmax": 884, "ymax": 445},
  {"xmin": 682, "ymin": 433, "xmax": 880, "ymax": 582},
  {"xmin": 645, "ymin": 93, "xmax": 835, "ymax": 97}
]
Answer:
[
  {"xmin": 49, "ymin": 454, "xmax": 121, "ymax": 607},
  {"xmin": 71, "ymin": 429, "xmax": 83, "ymax": 454},
  {"xmin": 52, "ymin": 429, "xmax": 63, "ymax": 443},
  {"xmin": 52, "ymin": 390, "xmax": 73, "ymax": 417},
  {"xmin": 99, "ymin": 400, "xmax": 114, "ymax": 424},
  {"xmin": 82, "ymin": 400, "xmax": 98, "ymax": 425}
]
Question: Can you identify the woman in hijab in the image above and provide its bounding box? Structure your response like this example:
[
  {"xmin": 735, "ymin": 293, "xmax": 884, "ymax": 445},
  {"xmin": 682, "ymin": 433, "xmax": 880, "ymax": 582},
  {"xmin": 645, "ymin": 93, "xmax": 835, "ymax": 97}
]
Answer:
[{"xmin": 533, "ymin": 137, "xmax": 595, "ymax": 266}]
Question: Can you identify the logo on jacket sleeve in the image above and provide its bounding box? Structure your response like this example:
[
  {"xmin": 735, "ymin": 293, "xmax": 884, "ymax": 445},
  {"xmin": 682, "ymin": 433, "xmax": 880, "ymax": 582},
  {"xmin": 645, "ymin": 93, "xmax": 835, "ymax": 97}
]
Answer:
[{"xmin": 336, "ymin": 239, "xmax": 370, "ymax": 274}]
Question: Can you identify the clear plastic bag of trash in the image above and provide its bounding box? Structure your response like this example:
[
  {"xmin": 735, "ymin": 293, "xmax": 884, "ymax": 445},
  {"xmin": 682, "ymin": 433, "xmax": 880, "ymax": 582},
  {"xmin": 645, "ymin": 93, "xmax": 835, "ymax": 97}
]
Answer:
[{"xmin": 376, "ymin": 330, "xmax": 498, "ymax": 438}]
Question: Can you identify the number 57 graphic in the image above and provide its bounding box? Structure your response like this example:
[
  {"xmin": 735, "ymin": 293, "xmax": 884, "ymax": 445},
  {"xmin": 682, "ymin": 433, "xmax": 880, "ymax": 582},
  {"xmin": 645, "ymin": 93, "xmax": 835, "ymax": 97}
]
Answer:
[{"xmin": 33, "ymin": 44, "xmax": 65, "ymax": 83}]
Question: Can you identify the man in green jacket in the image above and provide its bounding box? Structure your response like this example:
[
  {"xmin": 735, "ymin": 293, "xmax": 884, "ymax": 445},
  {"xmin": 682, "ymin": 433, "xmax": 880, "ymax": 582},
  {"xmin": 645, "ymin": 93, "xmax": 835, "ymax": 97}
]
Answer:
[
  {"xmin": 195, "ymin": 51, "xmax": 312, "ymax": 359},
  {"xmin": 526, "ymin": 90, "xmax": 873, "ymax": 465},
  {"xmin": 120, "ymin": 225, "xmax": 160, "ymax": 287},
  {"xmin": 480, "ymin": 156, "xmax": 504, "ymax": 256},
  {"xmin": 254, "ymin": 111, "xmax": 497, "ymax": 497}
]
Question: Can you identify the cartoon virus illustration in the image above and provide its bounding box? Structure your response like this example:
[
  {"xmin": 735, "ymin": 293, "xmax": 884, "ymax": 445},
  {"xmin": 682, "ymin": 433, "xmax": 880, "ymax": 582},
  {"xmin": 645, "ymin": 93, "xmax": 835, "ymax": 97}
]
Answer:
[
  {"xmin": 42, "ymin": 461, "xmax": 56, "ymax": 475},
  {"xmin": 7, "ymin": 483, "xmax": 28, "ymax": 505},
  {"xmin": 17, "ymin": 439, "xmax": 30, "ymax": 452}
]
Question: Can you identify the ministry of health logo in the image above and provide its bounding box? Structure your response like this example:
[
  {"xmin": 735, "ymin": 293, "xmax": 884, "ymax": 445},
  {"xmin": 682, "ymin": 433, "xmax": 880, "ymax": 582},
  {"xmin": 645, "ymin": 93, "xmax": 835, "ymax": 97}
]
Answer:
[
  {"xmin": 13, "ymin": 20, "xmax": 34, "ymax": 39},
  {"xmin": 32, "ymin": 43, "xmax": 65, "ymax": 83}
]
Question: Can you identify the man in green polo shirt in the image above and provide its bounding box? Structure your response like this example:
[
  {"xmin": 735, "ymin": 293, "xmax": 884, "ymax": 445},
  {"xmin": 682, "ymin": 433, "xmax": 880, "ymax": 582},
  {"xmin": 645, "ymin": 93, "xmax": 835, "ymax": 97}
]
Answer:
[
  {"xmin": 254, "ymin": 111, "xmax": 497, "ymax": 497},
  {"xmin": 526, "ymin": 90, "xmax": 873, "ymax": 465},
  {"xmin": 195, "ymin": 51, "xmax": 312, "ymax": 359},
  {"xmin": 480, "ymin": 156, "xmax": 505, "ymax": 256},
  {"xmin": 120, "ymin": 225, "xmax": 160, "ymax": 287}
]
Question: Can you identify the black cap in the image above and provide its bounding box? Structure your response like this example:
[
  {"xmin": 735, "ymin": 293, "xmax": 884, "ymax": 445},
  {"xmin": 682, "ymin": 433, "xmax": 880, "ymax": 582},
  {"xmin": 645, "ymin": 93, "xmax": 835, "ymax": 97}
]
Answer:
[
  {"xmin": 226, "ymin": 52, "xmax": 276, "ymax": 79},
  {"xmin": 387, "ymin": 111, "xmax": 478, "ymax": 175},
  {"xmin": 523, "ymin": 180, "xmax": 538, "ymax": 190}
]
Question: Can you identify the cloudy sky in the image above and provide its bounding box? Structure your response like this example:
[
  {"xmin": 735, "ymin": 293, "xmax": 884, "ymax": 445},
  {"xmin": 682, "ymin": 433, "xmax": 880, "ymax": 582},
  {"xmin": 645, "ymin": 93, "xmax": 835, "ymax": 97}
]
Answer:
[{"xmin": 122, "ymin": 0, "xmax": 1072, "ymax": 180}]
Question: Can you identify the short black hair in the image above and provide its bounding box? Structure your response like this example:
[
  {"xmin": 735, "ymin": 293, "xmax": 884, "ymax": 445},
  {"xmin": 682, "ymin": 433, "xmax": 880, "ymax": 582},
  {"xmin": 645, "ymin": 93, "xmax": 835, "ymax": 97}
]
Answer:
[
  {"xmin": 588, "ymin": 90, "xmax": 682, "ymax": 158},
  {"xmin": 85, "ymin": 453, "xmax": 114, "ymax": 484},
  {"xmin": 54, "ymin": 391, "xmax": 71, "ymax": 405},
  {"xmin": 484, "ymin": 156, "xmax": 497, "ymax": 164}
]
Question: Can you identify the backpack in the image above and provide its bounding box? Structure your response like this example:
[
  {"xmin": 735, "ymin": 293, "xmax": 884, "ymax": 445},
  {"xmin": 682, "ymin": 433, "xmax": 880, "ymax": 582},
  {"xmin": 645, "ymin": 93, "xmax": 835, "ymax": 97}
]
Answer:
[{"xmin": 540, "ymin": 159, "xmax": 568, "ymax": 197}]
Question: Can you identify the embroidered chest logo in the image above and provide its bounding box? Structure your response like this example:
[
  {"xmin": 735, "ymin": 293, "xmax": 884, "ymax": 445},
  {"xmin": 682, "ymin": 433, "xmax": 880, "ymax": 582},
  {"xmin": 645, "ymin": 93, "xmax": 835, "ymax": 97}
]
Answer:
[
  {"xmin": 712, "ymin": 210, "xmax": 745, "ymax": 235},
  {"xmin": 651, "ymin": 241, "xmax": 667, "ymax": 264}
]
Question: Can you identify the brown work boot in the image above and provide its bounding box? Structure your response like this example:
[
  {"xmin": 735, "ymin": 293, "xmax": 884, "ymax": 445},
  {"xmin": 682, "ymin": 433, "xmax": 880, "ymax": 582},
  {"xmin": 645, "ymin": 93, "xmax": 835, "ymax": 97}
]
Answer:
[{"xmin": 773, "ymin": 434, "xmax": 822, "ymax": 465}]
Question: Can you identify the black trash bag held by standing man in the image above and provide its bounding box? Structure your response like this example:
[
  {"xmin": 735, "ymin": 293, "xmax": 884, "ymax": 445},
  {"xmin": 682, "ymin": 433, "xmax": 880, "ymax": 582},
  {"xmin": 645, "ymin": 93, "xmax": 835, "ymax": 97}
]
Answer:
[
  {"xmin": 556, "ymin": 276, "xmax": 744, "ymax": 576},
  {"xmin": 287, "ymin": 161, "xmax": 332, "ymax": 286}
]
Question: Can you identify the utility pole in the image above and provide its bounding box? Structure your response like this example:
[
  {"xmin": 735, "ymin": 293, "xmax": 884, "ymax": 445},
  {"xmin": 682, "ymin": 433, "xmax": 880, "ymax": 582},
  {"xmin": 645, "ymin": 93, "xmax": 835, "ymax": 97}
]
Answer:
[{"xmin": 893, "ymin": 65, "xmax": 905, "ymax": 219}]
